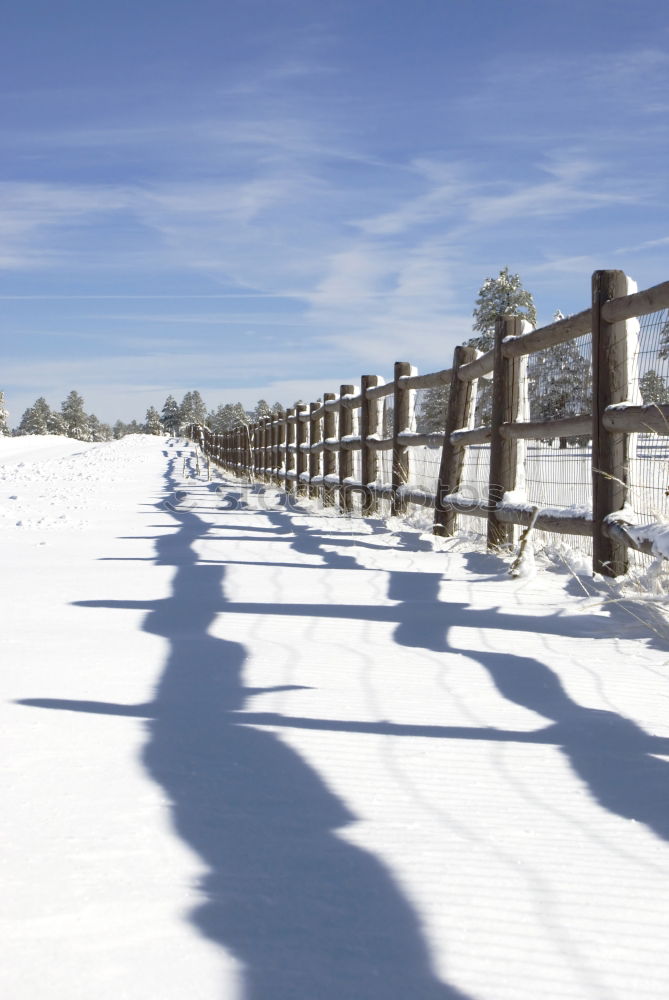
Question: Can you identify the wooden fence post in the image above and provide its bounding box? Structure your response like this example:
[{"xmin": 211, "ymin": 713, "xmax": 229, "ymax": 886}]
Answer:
[
  {"xmin": 248, "ymin": 422, "xmax": 256, "ymax": 478},
  {"xmin": 296, "ymin": 404, "xmax": 308, "ymax": 496},
  {"xmin": 487, "ymin": 316, "xmax": 525, "ymax": 549},
  {"xmin": 323, "ymin": 393, "xmax": 337, "ymax": 507},
  {"xmin": 284, "ymin": 408, "xmax": 296, "ymax": 495},
  {"xmin": 360, "ymin": 375, "xmax": 380, "ymax": 516},
  {"xmin": 309, "ymin": 401, "xmax": 321, "ymax": 499},
  {"xmin": 263, "ymin": 418, "xmax": 269, "ymax": 482},
  {"xmin": 433, "ymin": 345, "xmax": 478, "ymax": 536},
  {"xmin": 339, "ymin": 385, "xmax": 355, "ymax": 513},
  {"xmin": 276, "ymin": 412, "xmax": 285, "ymax": 488},
  {"xmin": 592, "ymin": 269, "xmax": 632, "ymax": 577},
  {"xmin": 243, "ymin": 422, "xmax": 252, "ymax": 480},
  {"xmin": 391, "ymin": 362, "xmax": 413, "ymax": 516}
]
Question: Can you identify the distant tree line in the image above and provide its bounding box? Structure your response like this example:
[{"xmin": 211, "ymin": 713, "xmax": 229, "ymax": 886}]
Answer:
[{"xmin": 0, "ymin": 388, "xmax": 290, "ymax": 441}]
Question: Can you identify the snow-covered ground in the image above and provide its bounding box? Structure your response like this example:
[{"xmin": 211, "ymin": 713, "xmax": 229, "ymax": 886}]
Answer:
[{"xmin": 2, "ymin": 435, "xmax": 669, "ymax": 1000}]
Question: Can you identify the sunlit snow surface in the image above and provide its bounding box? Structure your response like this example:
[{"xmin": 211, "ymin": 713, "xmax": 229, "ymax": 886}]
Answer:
[{"xmin": 2, "ymin": 435, "xmax": 669, "ymax": 1000}]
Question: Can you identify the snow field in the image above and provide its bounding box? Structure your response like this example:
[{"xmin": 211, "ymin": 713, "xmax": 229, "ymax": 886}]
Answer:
[
  {"xmin": 1, "ymin": 437, "xmax": 240, "ymax": 999},
  {"xmin": 2, "ymin": 435, "xmax": 669, "ymax": 999}
]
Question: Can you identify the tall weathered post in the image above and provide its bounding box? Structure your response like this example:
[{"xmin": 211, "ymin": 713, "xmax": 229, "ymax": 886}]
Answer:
[
  {"xmin": 295, "ymin": 404, "xmax": 308, "ymax": 496},
  {"xmin": 391, "ymin": 362, "xmax": 413, "ymax": 516},
  {"xmin": 322, "ymin": 393, "xmax": 337, "ymax": 507},
  {"xmin": 339, "ymin": 385, "xmax": 355, "ymax": 513},
  {"xmin": 592, "ymin": 270, "xmax": 632, "ymax": 577},
  {"xmin": 360, "ymin": 375, "xmax": 380, "ymax": 516},
  {"xmin": 433, "ymin": 346, "xmax": 476, "ymax": 536},
  {"xmin": 487, "ymin": 316, "xmax": 525, "ymax": 550}
]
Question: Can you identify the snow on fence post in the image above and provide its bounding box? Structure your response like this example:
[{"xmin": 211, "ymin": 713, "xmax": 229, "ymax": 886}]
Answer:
[
  {"xmin": 243, "ymin": 422, "xmax": 252, "ymax": 479},
  {"xmin": 309, "ymin": 401, "xmax": 320, "ymax": 499},
  {"xmin": 360, "ymin": 374, "xmax": 380, "ymax": 516},
  {"xmin": 323, "ymin": 392, "xmax": 337, "ymax": 507},
  {"xmin": 339, "ymin": 384, "xmax": 355, "ymax": 513},
  {"xmin": 592, "ymin": 269, "xmax": 634, "ymax": 577},
  {"xmin": 258, "ymin": 418, "xmax": 265, "ymax": 480},
  {"xmin": 284, "ymin": 407, "xmax": 296, "ymax": 495},
  {"xmin": 248, "ymin": 421, "xmax": 256, "ymax": 478},
  {"xmin": 391, "ymin": 361, "xmax": 413, "ymax": 516},
  {"xmin": 487, "ymin": 315, "xmax": 525, "ymax": 550},
  {"xmin": 433, "ymin": 345, "xmax": 477, "ymax": 536},
  {"xmin": 296, "ymin": 403, "xmax": 308, "ymax": 496},
  {"xmin": 277, "ymin": 411, "xmax": 285, "ymax": 486},
  {"xmin": 214, "ymin": 431, "xmax": 221, "ymax": 471},
  {"xmin": 255, "ymin": 422, "xmax": 261, "ymax": 478},
  {"xmin": 264, "ymin": 417, "xmax": 272, "ymax": 483},
  {"xmin": 257, "ymin": 420, "xmax": 264, "ymax": 479},
  {"xmin": 268, "ymin": 415, "xmax": 276, "ymax": 483},
  {"xmin": 265, "ymin": 417, "xmax": 272, "ymax": 482},
  {"xmin": 258, "ymin": 418, "xmax": 266, "ymax": 481}
]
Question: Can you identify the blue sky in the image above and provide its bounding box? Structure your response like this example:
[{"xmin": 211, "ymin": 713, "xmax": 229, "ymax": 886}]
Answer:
[{"xmin": 2, "ymin": 0, "xmax": 668, "ymax": 424}]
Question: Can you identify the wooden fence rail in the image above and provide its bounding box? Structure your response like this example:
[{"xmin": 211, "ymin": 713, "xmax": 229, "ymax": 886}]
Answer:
[{"xmin": 186, "ymin": 270, "xmax": 669, "ymax": 577}]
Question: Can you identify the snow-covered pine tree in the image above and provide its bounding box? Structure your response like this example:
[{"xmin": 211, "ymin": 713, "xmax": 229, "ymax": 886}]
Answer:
[
  {"xmin": 467, "ymin": 268, "xmax": 537, "ymax": 426},
  {"xmin": 47, "ymin": 410, "xmax": 67, "ymax": 435},
  {"xmin": 0, "ymin": 391, "xmax": 9, "ymax": 435},
  {"xmin": 417, "ymin": 387, "xmax": 450, "ymax": 433},
  {"xmin": 639, "ymin": 369, "xmax": 669, "ymax": 405},
  {"xmin": 416, "ymin": 268, "xmax": 537, "ymax": 430},
  {"xmin": 16, "ymin": 397, "xmax": 51, "ymax": 435},
  {"xmin": 179, "ymin": 391, "xmax": 207, "ymax": 427},
  {"xmin": 87, "ymin": 414, "xmax": 113, "ymax": 441},
  {"xmin": 61, "ymin": 390, "xmax": 89, "ymax": 440},
  {"xmin": 529, "ymin": 322, "xmax": 591, "ymax": 447},
  {"xmin": 144, "ymin": 406, "xmax": 163, "ymax": 435},
  {"xmin": 470, "ymin": 266, "xmax": 537, "ymax": 352},
  {"xmin": 209, "ymin": 402, "xmax": 248, "ymax": 432},
  {"xmin": 253, "ymin": 399, "xmax": 273, "ymax": 421},
  {"xmin": 657, "ymin": 313, "xmax": 669, "ymax": 360},
  {"xmin": 161, "ymin": 395, "xmax": 180, "ymax": 435}
]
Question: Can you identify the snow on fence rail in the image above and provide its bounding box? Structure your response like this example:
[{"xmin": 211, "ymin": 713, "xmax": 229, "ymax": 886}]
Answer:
[{"xmin": 186, "ymin": 270, "xmax": 669, "ymax": 578}]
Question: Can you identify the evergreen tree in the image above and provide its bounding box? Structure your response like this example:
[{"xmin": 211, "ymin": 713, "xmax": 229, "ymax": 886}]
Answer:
[
  {"xmin": 144, "ymin": 406, "xmax": 163, "ymax": 435},
  {"xmin": 16, "ymin": 397, "xmax": 51, "ymax": 435},
  {"xmin": 0, "ymin": 391, "xmax": 9, "ymax": 435},
  {"xmin": 657, "ymin": 313, "xmax": 669, "ymax": 360},
  {"xmin": 417, "ymin": 387, "xmax": 450, "ymax": 433},
  {"xmin": 47, "ymin": 410, "xmax": 67, "ymax": 436},
  {"xmin": 467, "ymin": 267, "xmax": 537, "ymax": 425},
  {"xmin": 113, "ymin": 419, "xmax": 127, "ymax": 439},
  {"xmin": 161, "ymin": 395, "xmax": 181, "ymax": 435},
  {"xmin": 418, "ymin": 268, "xmax": 537, "ymax": 431},
  {"xmin": 87, "ymin": 414, "xmax": 113, "ymax": 441},
  {"xmin": 179, "ymin": 390, "xmax": 207, "ymax": 426},
  {"xmin": 470, "ymin": 266, "xmax": 537, "ymax": 351},
  {"xmin": 61, "ymin": 390, "xmax": 89, "ymax": 440},
  {"xmin": 253, "ymin": 399, "xmax": 273, "ymax": 421},
  {"xmin": 209, "ymin": 402, "xmax": 247, "ymax": 432},
  {"xmin": 529, "ymin": 340, "xmax": 591, "ymax": 447},
  {"xmin": 271, "ymin": 401, "xmax": 286, "ymax": 417},
  {"xmin": 639, "ymin": 369, "xmax": 669, "ymax": 405}
]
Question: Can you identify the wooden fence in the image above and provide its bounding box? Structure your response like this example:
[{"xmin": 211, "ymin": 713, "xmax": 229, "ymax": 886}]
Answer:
[{"xmin": 186, "ymin": 270, "xmax": 669, "ymax": 577}]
